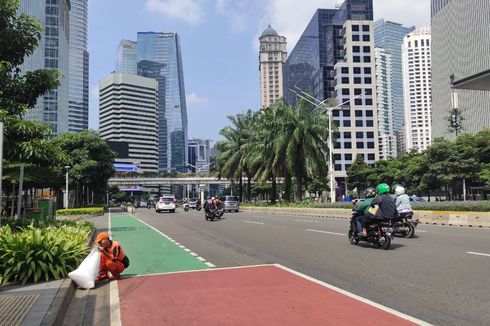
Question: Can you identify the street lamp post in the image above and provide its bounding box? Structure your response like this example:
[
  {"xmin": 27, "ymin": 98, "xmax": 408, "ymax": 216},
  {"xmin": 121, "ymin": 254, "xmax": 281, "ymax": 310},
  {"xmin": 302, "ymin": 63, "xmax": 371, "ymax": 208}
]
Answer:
[
  {"xmin": 290, "ymin": 88, "xmax": 362, "ymax": 203},
  {"xmin": 64, "ymin": 166, "xmax": 70, "ymax": 209}
]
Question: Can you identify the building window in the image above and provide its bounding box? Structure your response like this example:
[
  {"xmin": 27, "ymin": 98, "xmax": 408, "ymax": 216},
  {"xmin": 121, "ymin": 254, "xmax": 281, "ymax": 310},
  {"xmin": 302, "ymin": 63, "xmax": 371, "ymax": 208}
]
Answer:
[
  {"xmin": 366, "ymin": 120, "xmax": 374, "ymax": 127},
  {"xmin": 365, "ymin": 89, "xmax": 373, "ymax": 95},
  {"xmin": 366, "ymin": 110, "xmax": 373, "ymax": 117},
  {"xmin": 356, "ymin": 142, "xmax": 365, "ymax": 149},
  {"xmin": 363, "ymin": 56, "xmax": 371, "ymax": 63},
  {"xmin": 342, "ymin": 77, "xmax": 350, "ymax": 84},
  {"xmin": 353, "ymin": 46, "xmax": 360, "ymax": 53},
  {"xmin": 354, "ymin": 88, "xmax": 362, "ymax": 95},
  {"xmin": 342, "ymin": 89, "xmax": 350, "ymax": 95},
  {"xmin": 352, "ymin": 35, "xmax": 360, "ymax": 42},
  {"xmin": 354, "ymin": 67, "xmax": 361, "ymax": 74},
  {"xmin": 334, "ymin": 154, "xmax": 342, "ymax": 160},
  {"xmin": 344, "ymin": 132, "xmax": 352, "ymax": 139},
  {"xmin": 354, "ymin": 99, "xmax": 362, "ymax": 105},
  {"xmin": 355, "ymin": 120, "xmax": 363, "ymax": 127},
  {"xmin": 353, "ymin": 56, "xmax": 361, "ymax": 63},
  {"xmin": 332, "ymin": 110, "xmax": 340, "ymax": 117},
  {"xmin": 352, "ymin": 25, "xmax": 360, "ymax": 32},
  {"xmin": 341, "ymin": 67, "xmax": 349, "ymax": 74},
  {"xmin": 345, "ymin": 154, "xmax": 353, "ymax": 160},
  {"xmin": 363, "ymin": 34, "xmax": 370, "ymax": 42},
  {"xmin": 367, "ymin": 142, "xmax": 375, "ymax": 149},
  {"xmin": 355, "ymin": 110, "xmax": 363, "ymax": 117},
  {"xmin": 363, "ymin": 46, "xmax": 371, "ymax": 53},
  {"xmin": 368, "ymin": 153, "xmax": 375, "ymax": 160},
  {"xmin": 344, "ymin": 142, "xmax": 352, "ymax": 149},
  {"xmin": 354, "ymin": 77, "xmax": 362, "ymax": 84},
  {"xmin": 335, "ymin": 164, "xmax": 342, "ymax": 171},
  {"xmin": 362, "ymin": 25, "xmax": 370, "ymax": 32},
  {"xmin": 356, "ymin": 132, "xmax": 364, "ymax": 138},
  {"xmin": 343, "ymin": 120, "xmax": 351, "ymax": 127},
  {"xmin": 364, "ymin": 77, "xmax": 372, "ymax": 84},
  {"xmin": 334, "ymin": 142, "xmax": 341, "ymax": 149},
  {"xmin": 343, "ymin": 110, "xmax": 351, "ymax": 117},
  {"xmin": 365, "ymin": 99, "xmax": 373, "ymax": 105},
  {"xmin": 364, "ymin": 67, "xmax": 371, "ymax": 74}
]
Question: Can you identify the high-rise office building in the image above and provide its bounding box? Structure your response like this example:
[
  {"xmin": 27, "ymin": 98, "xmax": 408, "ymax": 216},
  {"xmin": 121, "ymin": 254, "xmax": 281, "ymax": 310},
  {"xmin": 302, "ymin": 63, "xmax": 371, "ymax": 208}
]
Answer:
[
  {"xmin": 431, "ymin": 0, "xmax": 490, "ymax": 139},
  {"xmin": 68, "ymin": 0, "xmax": 89, "ymax": 132},
  {"xmin": 137, "ymin": 32, "xmax": 188, "ymax": 173},
  {"xmin": 259, "ymin": 25, "xmax": 287, "ymax": 108},
  {"xmin": 18, "ymin": 0, "xmax": 70, "ymax": 133},
  {"xmin": 99, "ymin": 73, "xmax": 158, "ymax": 173},
  {"xmin": 334, "ymin": 20, "xmax": 379, "ymax": 183},
  {"xmin": 117, "ymin": 40, "xmax": 138, "ymax": 75},
  {"xmin": 187, "ymin": 139, "xmax": 211, "ymax": 173},
  {"xmin": 375, "ymin": 48, "xmax": 394, "ymax": 160},
  {"xmin": 402, "ymin": 27, "xmax": 432, "ymax": 153},
  {"xmin": 374, "ymin": 20, "xmax": 414, "ymax": 157},
  {"xmin": 283, "ymin": 0, "xmax": 373, "ymax": 106}
]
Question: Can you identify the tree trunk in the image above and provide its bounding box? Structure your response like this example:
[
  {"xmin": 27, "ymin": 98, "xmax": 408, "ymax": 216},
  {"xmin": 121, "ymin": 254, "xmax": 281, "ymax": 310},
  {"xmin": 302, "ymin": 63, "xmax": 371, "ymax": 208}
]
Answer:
[
  {"xmin": 296, "ymin": 174, "xmax": 303, "ymax": 200},
  {"xmin": 239, "ymin": 175, "xmax": 243, "ymax": 202},
  {"xmin": 271, "ymin": 177, "xmax": 277, "ymax": 204},
  {"xmin": 246, "ymin": 172, "xmax": 252, "ymax": 201},
  {"xmin": 284, "ymin": 172, "xmax": 291, "ymax": 201}
]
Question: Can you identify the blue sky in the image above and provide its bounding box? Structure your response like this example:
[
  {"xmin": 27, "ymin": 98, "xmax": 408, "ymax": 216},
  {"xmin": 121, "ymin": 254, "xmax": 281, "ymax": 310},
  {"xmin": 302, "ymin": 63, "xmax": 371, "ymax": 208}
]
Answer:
[{"xmin": 88, "ymin": 0, "xmax": 430, "ymax": 141}]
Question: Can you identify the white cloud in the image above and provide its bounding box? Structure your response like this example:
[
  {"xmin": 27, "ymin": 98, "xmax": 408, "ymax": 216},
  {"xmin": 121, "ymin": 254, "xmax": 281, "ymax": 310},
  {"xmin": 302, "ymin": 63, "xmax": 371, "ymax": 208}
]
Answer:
[
  {"xmin": 258, "ymin": 0, "xmax": 430, "ymax": 52},
  {"xmin": 145, "ymin": 0, "xmax": 205, "ymax": 25},
  {"xmin": 214, "ymin": 0, "xmax": 249, "ymax": 33},
  {"xmin": 187, "ymin": 92, "xmax": 209, "ymax": 106}
]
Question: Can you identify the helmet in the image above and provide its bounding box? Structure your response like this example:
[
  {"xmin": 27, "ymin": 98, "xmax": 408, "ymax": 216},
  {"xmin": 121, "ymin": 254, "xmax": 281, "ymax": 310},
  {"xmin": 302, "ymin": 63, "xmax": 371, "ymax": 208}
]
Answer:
[
  {"xmin": 95, "ymin": 232, "xmax": 109, "ymax": 244},
  {"xmin": 211, "ymin": 197, "xmax": 215, "ymax": 200},
  {"xmin": 364, "ymin": 187, "xmax": 376, "ymax": 198},
  {"xmin": 376, "ymin": 183, "xmax": 390, "ymax": 195},
  {"xmin": 395, "ymin": 186, "xmax": 405, "ymax": 196}
]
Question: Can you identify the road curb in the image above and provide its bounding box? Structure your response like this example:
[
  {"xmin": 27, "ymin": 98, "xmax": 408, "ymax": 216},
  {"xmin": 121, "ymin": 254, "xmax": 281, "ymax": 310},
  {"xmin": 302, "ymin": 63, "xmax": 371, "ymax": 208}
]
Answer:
[{"xmin": 241, "ymin": 206, "xmax": 490, "ymax": 228}]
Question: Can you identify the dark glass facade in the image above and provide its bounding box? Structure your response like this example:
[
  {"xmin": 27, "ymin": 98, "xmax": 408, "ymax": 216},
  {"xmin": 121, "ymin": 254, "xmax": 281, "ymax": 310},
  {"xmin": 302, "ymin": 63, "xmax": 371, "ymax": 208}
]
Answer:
[
  {"xmin": 284, "ymin": 0, "xmax": 373, "ymax": 105},
  {"xmin": 137, "ymin": 32, "xmax": 188, "ymax": 173}
]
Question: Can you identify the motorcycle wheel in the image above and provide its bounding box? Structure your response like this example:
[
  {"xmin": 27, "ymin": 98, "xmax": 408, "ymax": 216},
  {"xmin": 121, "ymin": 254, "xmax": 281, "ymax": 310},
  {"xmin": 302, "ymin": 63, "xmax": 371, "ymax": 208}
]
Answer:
[
  {"xmin": 381, "ymin": 236, "xmax": 391, "ymax": 250},
  {"xmin": 406, "ymin": 223, "xmax": 415, "ymax": 238},
  {"xmin": 348, "ymin": 229, "xmax": 359, "ymax": 245},
  {"xmin": 210, "ymin": 215, "xmax": 215, "ymax": 221}
]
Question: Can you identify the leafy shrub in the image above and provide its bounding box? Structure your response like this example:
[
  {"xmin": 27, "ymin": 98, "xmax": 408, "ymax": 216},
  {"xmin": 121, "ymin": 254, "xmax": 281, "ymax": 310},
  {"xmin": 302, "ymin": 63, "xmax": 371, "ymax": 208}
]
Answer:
[
  {"xmin": 0, "ymin": 221, "xmax": 93, "ymax": 284},
  {"xmin": 56, "ymin": 207, "xmax": 104, "ymax": 216}
]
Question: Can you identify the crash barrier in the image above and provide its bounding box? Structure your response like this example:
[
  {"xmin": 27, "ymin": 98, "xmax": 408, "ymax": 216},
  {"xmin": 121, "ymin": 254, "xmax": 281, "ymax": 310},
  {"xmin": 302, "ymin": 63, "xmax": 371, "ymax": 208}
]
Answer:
[{"xmin": 241, "ymin": 206, "xmax": 490, "ymax": 228}]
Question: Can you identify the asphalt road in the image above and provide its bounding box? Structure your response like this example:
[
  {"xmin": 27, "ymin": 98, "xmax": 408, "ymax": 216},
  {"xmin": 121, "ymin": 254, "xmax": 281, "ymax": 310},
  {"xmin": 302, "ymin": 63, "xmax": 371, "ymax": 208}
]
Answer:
[{"xmin": 130, "ymin": 207, "xmax": 490, "ymax": 326}]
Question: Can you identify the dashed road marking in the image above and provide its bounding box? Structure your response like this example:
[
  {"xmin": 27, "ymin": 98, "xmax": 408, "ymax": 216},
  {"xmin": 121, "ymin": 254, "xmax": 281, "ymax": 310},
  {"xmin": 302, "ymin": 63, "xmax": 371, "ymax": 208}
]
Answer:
[
  {"xmin": 467, "ymin": 251, "xmax": 490, "ymax": 257},
  {"xmin": 244, "ymin": 220, "xmax": 265, "ymax": 225},
  {"xmin": 306, "ymin": 229, "xmax": 346, "ymax": 236}
]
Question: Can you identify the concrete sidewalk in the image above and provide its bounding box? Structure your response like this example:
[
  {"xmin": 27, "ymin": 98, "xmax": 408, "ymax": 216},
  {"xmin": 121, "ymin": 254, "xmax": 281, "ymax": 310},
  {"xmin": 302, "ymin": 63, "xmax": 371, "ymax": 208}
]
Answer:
[{"xmin": 0, "ymin": 212, "xmax": 111, "ymax": 326}]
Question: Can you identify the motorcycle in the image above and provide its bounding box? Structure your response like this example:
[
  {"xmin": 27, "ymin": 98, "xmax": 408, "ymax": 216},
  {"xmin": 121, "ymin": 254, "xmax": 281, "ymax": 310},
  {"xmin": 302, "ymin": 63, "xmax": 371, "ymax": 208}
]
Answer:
[
  {"xmin": 393, "ymin": 212, "xmax": 419, "ymax": 238},
  {"xmin": 205, "ymin": 207, "xmax": 218, "ymax": 221},
  {"xmin": 348, "ymin": 212, "xmax": 394, "ymax": 250},
  {"xmin": 215, "ymin": 205, "xmax": 224, "ymax": 218},
  {"xmin": 184, "ymin": 202, "xmax": 189, "ymax": 212}
]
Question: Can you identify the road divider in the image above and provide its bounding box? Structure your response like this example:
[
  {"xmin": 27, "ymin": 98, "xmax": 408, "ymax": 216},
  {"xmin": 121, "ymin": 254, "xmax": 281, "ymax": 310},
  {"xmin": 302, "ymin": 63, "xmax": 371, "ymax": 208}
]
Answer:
[{"xmin": 241, "ymin": 206, "xmax": 490, "ymax": 228}]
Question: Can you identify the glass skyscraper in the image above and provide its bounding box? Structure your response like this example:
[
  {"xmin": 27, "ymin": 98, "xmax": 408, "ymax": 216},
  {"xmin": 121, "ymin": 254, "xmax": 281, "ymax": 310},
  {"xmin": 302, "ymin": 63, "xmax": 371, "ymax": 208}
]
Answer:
[
  {"xmin": 431, "ymin": 0, "xmax": 490, "ymax": 139},
  {"xmin": 284, "ymin": 0, "xmax": 373, "ymax": 106},
  {"xmin": 374, "ymin": 19, "xmax": 414, "ymax": 156},
  {"xmin": 18, "ymin": 0, "xmax": 70, "ymax": 133},
  {"xmin": 68, "ymin": 0, "xmax": 89, "ymax": 132},
  {"xmin": 136, "ymin": 32, "xmax": 188, "ymax": 173},
  {"xmin": 117, "ymin": 40, "xmax": 138, "ymax": 75}
]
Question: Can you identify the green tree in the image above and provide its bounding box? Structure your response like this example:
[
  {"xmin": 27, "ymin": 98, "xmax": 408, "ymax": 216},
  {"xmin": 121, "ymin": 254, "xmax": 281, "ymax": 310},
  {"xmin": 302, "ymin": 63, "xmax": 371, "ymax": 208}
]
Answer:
[
  {"xmin": 53, "ymin": 131, "xmax": 116, "ymax": 206},
  {"xmin": 346, "ymin": 154, "xmax": 372, "ymax": 197}
]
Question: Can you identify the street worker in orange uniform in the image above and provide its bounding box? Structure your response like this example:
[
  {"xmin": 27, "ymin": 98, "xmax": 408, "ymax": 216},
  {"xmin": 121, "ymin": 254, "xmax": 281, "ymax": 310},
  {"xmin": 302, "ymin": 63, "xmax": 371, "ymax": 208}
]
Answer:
[{"xmin": 95, "ymin": 232, "xmax": 129, "ymax": 281}]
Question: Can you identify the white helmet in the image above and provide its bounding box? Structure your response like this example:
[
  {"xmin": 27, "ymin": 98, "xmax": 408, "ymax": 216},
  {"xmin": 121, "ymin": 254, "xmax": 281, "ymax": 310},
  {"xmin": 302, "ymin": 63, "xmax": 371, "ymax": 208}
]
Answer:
[{"xmin": 395, "ymin": 186, "xmax": 405, "ymax": 196}]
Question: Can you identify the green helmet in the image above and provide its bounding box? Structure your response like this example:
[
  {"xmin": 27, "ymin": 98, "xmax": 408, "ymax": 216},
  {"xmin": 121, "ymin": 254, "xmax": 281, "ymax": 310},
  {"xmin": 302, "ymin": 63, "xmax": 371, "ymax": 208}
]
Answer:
[{"xmin": 376, "ymin": 183, "xmax": 390, "ymax": 195}]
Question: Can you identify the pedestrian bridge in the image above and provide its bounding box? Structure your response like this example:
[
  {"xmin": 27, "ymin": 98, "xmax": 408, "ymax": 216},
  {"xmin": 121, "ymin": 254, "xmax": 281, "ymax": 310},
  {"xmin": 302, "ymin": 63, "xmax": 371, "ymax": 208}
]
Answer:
[{"xmin": 108, "ymin": 176, "xmax": 233, "ymax": 187}]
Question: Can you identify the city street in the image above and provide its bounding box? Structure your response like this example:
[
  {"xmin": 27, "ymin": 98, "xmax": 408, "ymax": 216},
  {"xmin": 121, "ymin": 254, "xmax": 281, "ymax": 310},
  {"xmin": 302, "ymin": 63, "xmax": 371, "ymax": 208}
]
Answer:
[{"xmin": 123, "ymin": 207, "xmax": 490, "ymax": 326}]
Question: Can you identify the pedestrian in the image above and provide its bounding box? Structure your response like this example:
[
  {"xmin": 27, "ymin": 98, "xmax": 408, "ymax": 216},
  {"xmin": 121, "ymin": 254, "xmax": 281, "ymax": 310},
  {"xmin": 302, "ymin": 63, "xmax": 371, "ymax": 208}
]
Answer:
[{"xmin": 95, "ymin": 232, "xmax": 129, "ymax": 281}]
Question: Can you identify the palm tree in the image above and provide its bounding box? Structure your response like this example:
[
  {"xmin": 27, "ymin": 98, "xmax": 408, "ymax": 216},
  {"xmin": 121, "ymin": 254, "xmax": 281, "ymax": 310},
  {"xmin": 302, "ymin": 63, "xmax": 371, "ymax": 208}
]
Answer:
[
  {"xmin": 274, "ymin": 99, "xmax": 330, "ymax": 200},
  {"xmin": 215, "ymin": 110, "xmax": 257, "ymax": 202}
]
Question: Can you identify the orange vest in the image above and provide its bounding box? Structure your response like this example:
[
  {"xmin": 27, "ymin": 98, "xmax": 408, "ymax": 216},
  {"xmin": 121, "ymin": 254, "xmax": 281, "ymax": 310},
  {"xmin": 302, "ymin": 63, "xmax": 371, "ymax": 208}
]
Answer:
[{"xmin": 108, "ymin": 240, "xmax": 126, "ymax": 262}]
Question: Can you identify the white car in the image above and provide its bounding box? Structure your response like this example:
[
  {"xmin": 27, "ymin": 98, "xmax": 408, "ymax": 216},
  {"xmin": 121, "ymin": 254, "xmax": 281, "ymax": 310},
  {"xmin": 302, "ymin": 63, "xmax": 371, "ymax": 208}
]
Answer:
[{"xmin": 155, "ymin": 197, "xmax": 176, "ymax": 213}]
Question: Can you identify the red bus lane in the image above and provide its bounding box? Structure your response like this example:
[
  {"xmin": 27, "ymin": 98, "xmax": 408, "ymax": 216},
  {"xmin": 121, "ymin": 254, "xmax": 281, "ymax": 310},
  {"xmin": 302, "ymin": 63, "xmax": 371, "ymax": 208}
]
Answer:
[{"xmin": 117, "ymin": 264, "xmax": 426, "ymax": 326}]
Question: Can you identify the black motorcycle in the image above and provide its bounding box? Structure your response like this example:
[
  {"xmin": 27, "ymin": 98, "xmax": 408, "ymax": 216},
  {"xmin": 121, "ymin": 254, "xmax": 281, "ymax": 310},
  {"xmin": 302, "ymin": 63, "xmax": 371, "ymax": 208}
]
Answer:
[
  {"xmin": 205, "ymin": 207, "xmax": 220, "ymax": 221},
  {"xmin": 348, "ymin": 213, "xmax": 394, "ymax": 250},
  {"xmin": 392, "ymin": 212, "xmax": 418, "ymax": 238}
]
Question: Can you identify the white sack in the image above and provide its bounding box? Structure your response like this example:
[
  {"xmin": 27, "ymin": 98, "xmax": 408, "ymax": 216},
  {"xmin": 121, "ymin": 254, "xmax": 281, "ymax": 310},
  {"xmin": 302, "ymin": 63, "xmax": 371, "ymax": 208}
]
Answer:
[{"xmin": 68, "ymin": 247, "xmax": 101, "ymax": 289}]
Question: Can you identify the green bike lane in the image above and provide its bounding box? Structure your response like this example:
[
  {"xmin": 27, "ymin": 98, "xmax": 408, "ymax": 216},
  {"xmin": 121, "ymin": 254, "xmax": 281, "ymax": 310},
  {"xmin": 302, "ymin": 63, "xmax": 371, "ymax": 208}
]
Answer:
[{"xmin": 110, "ymin": 213, "xmax": 211, "ymax": 275}]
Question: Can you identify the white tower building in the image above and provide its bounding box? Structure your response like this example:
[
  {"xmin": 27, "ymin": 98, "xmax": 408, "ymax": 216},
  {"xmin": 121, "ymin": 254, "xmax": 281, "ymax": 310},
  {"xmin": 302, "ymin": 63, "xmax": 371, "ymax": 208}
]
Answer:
[
  {"xmin": 259, "ymin": 26, "xmax": 287, "ymax": 108},
  {"xmin": 99, "ymin": 73, "xmax": 159, "ymax": 173},
  {"xmin": 402, "ymin": 27, "xmax": 432, "ymax": 153}
]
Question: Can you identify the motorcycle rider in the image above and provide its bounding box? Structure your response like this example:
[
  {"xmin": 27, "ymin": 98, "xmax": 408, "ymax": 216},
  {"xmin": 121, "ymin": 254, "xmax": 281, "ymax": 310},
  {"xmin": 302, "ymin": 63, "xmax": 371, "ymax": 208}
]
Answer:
[
  {"xmin": 394, "ymin": 186, "xmax": 413, "ymax": 218},
  {"xmin": 361, "ymin": 183, "xmax": 397, "ymax": 236},
  {"xmin": 352, "ymin": 187, "xmax": 376, "ymax": 236},
  {"xmin": 204, "ymin": 196, "xmax": 215, "ymax": 215}
]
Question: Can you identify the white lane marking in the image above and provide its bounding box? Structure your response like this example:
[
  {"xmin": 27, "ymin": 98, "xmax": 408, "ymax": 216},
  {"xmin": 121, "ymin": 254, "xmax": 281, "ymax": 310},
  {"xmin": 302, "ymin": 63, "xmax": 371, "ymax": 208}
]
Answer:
[
  {"xmin": 417, "ymin": 230, "xmax": 428, "ymax": 233},
  {"xmin": 108, "ymin": 209, "xmax": 122, "ymax": 326},
  {"xmin": 306, "ymin": 229, "xmax": 346, "ymax": 236},
  {"xmin": 295, "ymin": 219, "xmax": 320, "ymax": 223},
  {"xmin": 205, "ymin": 262, "xmax": 216, "ymax": 268},
  {"xmin": 274, "ymin": 264, "xmax": 432, "ymax": 326},
  {"xmin": 244, "ymin": 220, "xmax": 265, "ymax": 225},
  {"xmin": 467, "ymin": 251, "xmax": 490, "ymax": 257},
  {"xmin": 128, "ymin": 214, "xmax": 216, "ymax": 268}
]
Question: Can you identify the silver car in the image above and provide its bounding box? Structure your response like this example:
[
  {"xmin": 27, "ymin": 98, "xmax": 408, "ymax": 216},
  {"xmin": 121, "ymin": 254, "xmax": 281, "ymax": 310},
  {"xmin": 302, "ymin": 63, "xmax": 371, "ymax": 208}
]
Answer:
[{"xmin": 221, "ymin": 196, "xmax": 239, "ymax": 212}]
